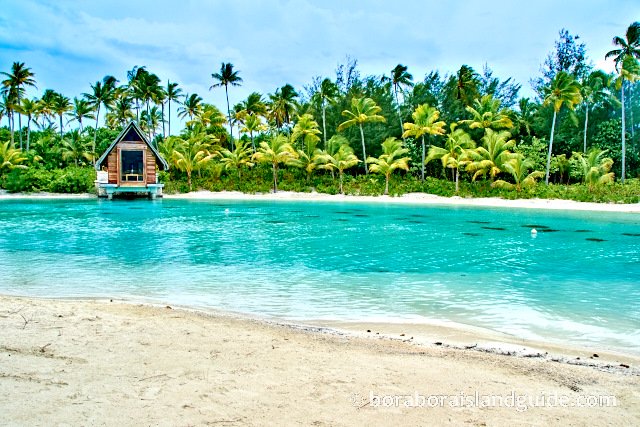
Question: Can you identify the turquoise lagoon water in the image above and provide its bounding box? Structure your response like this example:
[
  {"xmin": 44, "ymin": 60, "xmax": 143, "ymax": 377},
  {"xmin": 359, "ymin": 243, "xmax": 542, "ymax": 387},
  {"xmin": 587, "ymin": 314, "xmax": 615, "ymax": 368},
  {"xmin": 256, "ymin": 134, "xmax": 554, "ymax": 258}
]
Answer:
[{"xmin": 0, "ymin": 198, "xmax": 639, "ymax": 353}]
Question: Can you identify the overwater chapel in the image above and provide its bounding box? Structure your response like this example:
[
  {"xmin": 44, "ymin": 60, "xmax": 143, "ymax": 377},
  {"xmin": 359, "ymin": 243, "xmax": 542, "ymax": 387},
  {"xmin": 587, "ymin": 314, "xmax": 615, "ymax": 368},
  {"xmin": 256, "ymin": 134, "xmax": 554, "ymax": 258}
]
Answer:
[{"xmin": 94, "ymin": 121, "xmax": 168, "ymax": 199}]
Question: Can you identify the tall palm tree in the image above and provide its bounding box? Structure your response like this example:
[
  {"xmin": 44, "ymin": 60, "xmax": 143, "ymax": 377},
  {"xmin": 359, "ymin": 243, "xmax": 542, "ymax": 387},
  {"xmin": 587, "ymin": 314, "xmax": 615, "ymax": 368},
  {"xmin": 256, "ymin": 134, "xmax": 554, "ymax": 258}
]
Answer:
[
  {"xmin": 68, "ymin": 97, "xmax": 95, "ymax": 134},
  {"xmin": 402, "ymin": 104, "xmax": 446, "ymax": 181},
  {"xmin": 492, "ymin": 155, "xmax": 544, "ymax": 192},
  {"xmin": 338, "ymin": 97, "xmax": 386, "ymax": 174},
  {"xmin": 84, "ymin": 75, "xmax": 117, "ymax": 164},
  {"xmin": 268, "ymin": 84, "xmax": 298, "ymax": 131},
  {"xmin": 291, "ymin": 113, "xmax": 321, "ymax": 156},
  {"xmin": 542, "ymin": 71, "xmax": 582, "ymax": 184},
  {"xmin": 105, "ymin": 93, "xmax": 135, "ymax": 129},
  {"xmin": 252, "ymin": 134, "xmax": 298, "ymax": 192},
  {"xmin": 312, "ymin": 78, "xmax": 339, "ymax": 148},
  {"xmin": 240, "ymin": 114, "xmax": 266, "ymax": 151},
  {"xmin": 1, "ymin": 62, "xmax": 37, "ymax": 149},
  {"xmin": 580, "ymin": 70, "xmax": 615, "ymax": 153},
  {"xmin": 466, "ymin": 129, "xmax": 517, "ymax": 181},
  {"xmin": 211, "ymin": 62, "xmax": 243, "ymax": 147},
  {"xmin": 386, "ymin": 64, "xmax": 414, "ymax": 138},
  {"xmin": 454, "ymin": 65, "xmax": 480, "ymax": 107},
  {"xmin": 166, "ymin": 81, "xmax": 183, "ymax": 137},
  {"xmin": 51, "ymin": 93, "xmax": 72, "ymax": 139},
  {"xmin": 515, "ymin": 98, "xmax": 538, "ymax": 137},
  {"xmin": 426, "ymin": 123, "xmax": 476, "ymax": 193},
  {"xmin": 317, "ymin": 139, "xmax": 359, "ymax": 194},
  {"xmin": 18, "ymin": 98, "xmax": 39, "ymax": 151},
  {"xmin": 172, "ymin": 132, "xmax": 217, "ymax": 191},
  {"xmin": 178, "ymin": 93, "xmax": 203, "ymax": 128},
  {"xmin": 366, "ymin": 137, "xmax": 410, "ymax": 195}
]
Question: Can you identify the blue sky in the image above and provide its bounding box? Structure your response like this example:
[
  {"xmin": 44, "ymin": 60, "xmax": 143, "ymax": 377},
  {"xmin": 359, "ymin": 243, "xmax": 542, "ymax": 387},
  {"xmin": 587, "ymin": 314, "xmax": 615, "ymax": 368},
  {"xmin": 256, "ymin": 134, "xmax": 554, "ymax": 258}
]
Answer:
[{"xmin": 1, "ymin": 0, "xmax": 638, "ymax": 128}]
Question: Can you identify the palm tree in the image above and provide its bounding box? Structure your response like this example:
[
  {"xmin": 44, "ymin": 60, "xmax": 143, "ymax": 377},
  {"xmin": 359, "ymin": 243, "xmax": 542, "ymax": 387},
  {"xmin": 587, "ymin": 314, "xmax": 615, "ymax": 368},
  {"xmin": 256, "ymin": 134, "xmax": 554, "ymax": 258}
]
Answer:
[
  {"xmin": 366, "ymin": 137, "xmax": 410, "ymax": 195},
  {"xmin": 426, "ymin": 123, "xmax": 476, "ymax": 193},
  {"xmin": 172, "ymin": 132, "xmax": 217, "ymax": 191},
  {"xmin": 338, "ymin": 97, "xmax": 386, "ymax": 174},
  {"xmin": 542, "ymin": 71, "xmax": 582, "ymax": 184},
  {"xmin": 461, "ymin": 95, "xmax": 513, "ymax": 131},
  {"xmin": 218, "ymin": 139, "xmax": 254, "ymax": 182},
  {"xmin": 515, "ymin": 98, "xmax": 538, "ymax": 136},
  {"xmin": 386, "ymin": 64, "xmax": 414, "ymax": 138},
  {"xmin": 268, "ymin": 84, "xmax": 298, "ymax": 131},
  {"xmin": 605, "ymin": 22, "xmax": 640, "ymax": 183},
  {"xmin": 317, "ymin": 136, "xmax": 359, "ymax": 193},
  {"xmin": 166, "ymin": 81, "xmax": 183, "ymax": 137},
  {"xmin": 466, "ymin": 129, "xmax": 517, "ymax": 181},
  {"xmin": 573, "ymin": 148, "xmax": 615, "ymax": 191},
  {"xmin": 84, "ymin": 75, "xmax": 117, "ymax": 164},
  {"xmin": 252, "ymin": 134, "xmax": 298, "ymax": 192},
  {"xmin": 402, "ymin": 103, "xmax": 446, "ymax": 181},
  {"xmin": 454, "ymin": 65, "xmax": 480, "ymax": 107},
  {"xmin": 18, "ymin": 98, "xmax": 39, "ymax": 151},
  {"xmin": 291, "ymin": 114, "xmax": 321, "ymax": 155},
  {"xmin": 61, "ymin": 130, "xmax": 91, "ymax": 166},
  {"xmin": 240, "ymin": 114, "xmax": 266, "ymax": 151},
  {"xmin": 492, "ymin": 154, "xmax": 544, "ymax": 192},
  {"xmin": 51, "ymin": 93, "xmax": 72, "ymax": 139},
  {"xmin": 580, "ymin": 70, "xmax": 615, "ymax": 153},
  {"xmin": 106, "ymin": 93, "xmax": 135, "ymax": 129},
  {"xmin": 178, "ymin": 93, "xmax": 203, "ymax": 128},
  {"xmin": 211, "ymin": 62, "xmax": 243, "ymax": 146},
  {"xmin": 0, "ymin": 140, "xmax": 28, "ymax": 177},
  {"xmin": 68, "ymin": 97, "xmax": 95, "ymax": 134},
  {"xmin": 140, "ymin": 106, "xmax": 163, "ymax": 139},
  {"xmin": 312, "ymin": 78, "xmax": 339, "ymax": 148},
  {"xmin": 1, "ymin": 62, "xmax": 37, "ymax": 149}
]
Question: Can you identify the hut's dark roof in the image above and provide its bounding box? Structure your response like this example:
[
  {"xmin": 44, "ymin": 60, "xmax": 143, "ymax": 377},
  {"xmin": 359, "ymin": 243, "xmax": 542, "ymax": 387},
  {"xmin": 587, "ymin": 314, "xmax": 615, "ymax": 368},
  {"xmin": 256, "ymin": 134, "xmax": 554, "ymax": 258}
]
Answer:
[{"xmin": 94, "ymin": 121, "xmax": 169, "ymax": 171}]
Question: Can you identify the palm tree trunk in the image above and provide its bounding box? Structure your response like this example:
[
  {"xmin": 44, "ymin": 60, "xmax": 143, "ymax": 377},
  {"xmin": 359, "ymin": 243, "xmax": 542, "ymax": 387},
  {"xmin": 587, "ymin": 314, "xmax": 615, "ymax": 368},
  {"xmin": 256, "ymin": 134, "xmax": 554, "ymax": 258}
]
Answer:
[
  {"xmin": 322, "ymin": 100, "xmax": 327, "ymax": 149},
  {"xmin": 420, "ymin": 135, "xmax": 425, "ymax": 181},
  {"xmin": 583, "ymin": 104, "xmax": 589, "ymax": 153},
  {"xmin": 168, "ymin": 99, "xmax": 172, "ymax": 136},
  {"xmin": 161, "ymin": 102, "xmax": 166, "ymax": 139},
  {"xmin": 93, "ymin": 104, "xmax": 101, "ymax": 166},
  {"xmin": 621, "ymin": 83, "xmax": 626, "ymax": 184},
  {"xmin": 455, "ymin": 168, "xmax": 459, "ymax": 193},
  {"xmin": 8, "ymin": 111, "xmax": 14, "ymax": 147},
  {"xmin": 250, "ymin": 131, "xmax": 255, "ymax": 152},
  {"xmin": 359, "ymin": 124, "xmax": 368, "ymax": 174},
  {"xmin": 17, "ymin": 94, "xmax": 23, "ymax": 149},
  {"xmin": 26, "ymin": 116, "xmax": 31, "ymax": 151},
  {"xmin": 394, "ymin": 86, "xmax": 405, "ymax": 140},
  {"xmin": 384, "ymin": 174, "xmax": 389, "ymax": 195},
  {"xmin": 339, "ymin": 170, "xmax": 343, "ymax": 194},
  {"xmin": 272, "ymin": 164, "xmax": 278, "ymax": 193},
  {"xmin": 187, "ymin": 171, "xmax": 192, "ymax": 191},
  {"xmin": 545, "ymin": 110, "xmax": 557, "ymax": 185},
  {"xmin": 224, "ymin": 84, "xmax": 234, "ymax": 150},
  {"xmin": 59, "ymin": 114, "xmax": 64, "ymax": 139}
]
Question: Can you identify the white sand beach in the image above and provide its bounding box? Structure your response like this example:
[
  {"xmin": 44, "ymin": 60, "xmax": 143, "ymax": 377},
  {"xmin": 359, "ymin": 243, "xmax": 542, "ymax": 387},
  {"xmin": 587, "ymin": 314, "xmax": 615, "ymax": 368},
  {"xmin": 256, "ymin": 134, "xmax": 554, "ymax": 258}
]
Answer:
[{"xmin": 0, "ymin": 296, "xmax": 638, "ymax": 426}]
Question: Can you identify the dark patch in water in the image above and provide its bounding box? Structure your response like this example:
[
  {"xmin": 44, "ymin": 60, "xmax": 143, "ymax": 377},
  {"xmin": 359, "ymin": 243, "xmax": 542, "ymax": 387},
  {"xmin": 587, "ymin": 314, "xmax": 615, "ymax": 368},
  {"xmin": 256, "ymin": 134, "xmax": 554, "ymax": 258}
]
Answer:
[
  {"xmin": 538, "ymin": 229, "xmax": 560, "ymax": 233},
  {"xmin": 467, "ymin": 220, "xmax": 490, "ymax": 224},
  {"xmin": 265, "ymin": 220, "xmax": 286, "ymax": 224},
  {"xmin": 481, "ymin": 226, "xmax": 506, "ymax": 231},
  {"xmin": 586, "ymin": 237, "xmax": 606, "ymax": 242},
  {"xmin": 407, "ymin": 220, "xmax": 423, "ymax": 224},
  {"xmin": 463, "ymin": 232, "xmax": 481, "ymax": 236},
  {"xmin": 353, "ymin": 214, "xmax": 369, "ymax": 218},
  {"xmin": 622, "ymin": 233, "xmax": 640, "ymax": 237},
  {"xmin": 409, "ymin": 214, "xmax": 428, "ymax": 218},
  {"xmin": 334, "ymin": 211, "xmax": 353, "ymax": 214},
  {"xmin": 334, "ymin": 218, "xmax": 350, "ymax": 222},
  {"xmin": 574, "ymin": 229, "xmax": 591, "ymax": 233},
  {"xmin": 305, "ymin": 215, "xmax": 320, "ymax": 218},
  {"xmin": 522, "ymin": 224, "xmax": 551, "ymax": 229}
]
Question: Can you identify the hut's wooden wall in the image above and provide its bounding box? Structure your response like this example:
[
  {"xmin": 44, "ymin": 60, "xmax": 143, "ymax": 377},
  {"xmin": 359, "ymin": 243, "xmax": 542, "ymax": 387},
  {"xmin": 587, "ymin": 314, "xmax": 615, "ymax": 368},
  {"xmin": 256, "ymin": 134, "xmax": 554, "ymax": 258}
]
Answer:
[
  {"xmin": 146, "ymin": 149, "xmax": 157, "ymax": 184},
  {"xmin": 107, "ymin": 150, "xmax": 118, "ymax": 184}
]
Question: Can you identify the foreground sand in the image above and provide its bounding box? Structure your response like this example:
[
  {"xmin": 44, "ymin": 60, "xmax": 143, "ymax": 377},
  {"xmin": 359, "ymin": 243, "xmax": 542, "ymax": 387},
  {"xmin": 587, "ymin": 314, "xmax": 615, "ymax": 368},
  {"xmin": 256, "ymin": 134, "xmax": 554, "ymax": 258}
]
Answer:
[{"xmin": 1, "ymin": 296, "xmax": 638, "ymax": 426}]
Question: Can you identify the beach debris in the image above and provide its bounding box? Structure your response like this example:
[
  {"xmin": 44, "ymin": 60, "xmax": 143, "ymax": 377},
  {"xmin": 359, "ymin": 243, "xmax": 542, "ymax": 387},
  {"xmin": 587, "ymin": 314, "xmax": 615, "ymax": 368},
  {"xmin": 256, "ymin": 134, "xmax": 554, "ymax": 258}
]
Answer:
[
  {"xmin": 366, "ymin": 329, "xmax": 371, "ymax": 333},
  {"xmin": 620, "ymin": 363, "xmax": 630, "ymax": 368},
  {"xmin": 531, "ymin": 228, "xmax": 537, "ymax": 236},
  {"xmin": 593, "ymin": 353, "xmax": 599, "ymax": 358},
  {"xmin": 165, "ymin": 305, "xmax": 172, "ymax": 310},
  {"xmin": 400, "ymin": 333, "xmax": 405, "ymax": 337},
  {"xmin": 434, "ymin": 342, "xmax": 443, "ymax": 346}
]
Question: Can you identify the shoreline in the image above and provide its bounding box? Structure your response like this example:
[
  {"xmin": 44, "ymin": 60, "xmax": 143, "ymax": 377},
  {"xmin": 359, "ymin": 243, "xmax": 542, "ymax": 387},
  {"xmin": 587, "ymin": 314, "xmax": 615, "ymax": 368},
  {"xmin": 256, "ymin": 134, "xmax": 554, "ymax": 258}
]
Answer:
[
  {"xmin": 1, "ymin": 189, "xmax": 640, "ymax": 213},
  {"xmin": 1, "ymin": 294, "xmax": 638, "ymax": 425}
]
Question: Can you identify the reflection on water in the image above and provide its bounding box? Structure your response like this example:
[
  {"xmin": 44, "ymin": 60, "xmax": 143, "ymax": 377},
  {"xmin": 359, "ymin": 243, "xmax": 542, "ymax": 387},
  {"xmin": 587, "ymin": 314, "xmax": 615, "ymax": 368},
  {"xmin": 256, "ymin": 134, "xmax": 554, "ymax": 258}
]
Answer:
[{"xmin": 0, "ymin": 198, "xmax": 639, "ymax": 353}]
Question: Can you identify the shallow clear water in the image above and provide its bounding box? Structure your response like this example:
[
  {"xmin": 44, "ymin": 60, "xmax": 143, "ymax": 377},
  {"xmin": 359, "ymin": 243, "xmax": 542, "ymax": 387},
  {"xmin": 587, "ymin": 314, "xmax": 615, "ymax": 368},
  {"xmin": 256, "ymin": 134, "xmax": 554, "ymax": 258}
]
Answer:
[{"xmin": 1, "ymin": 198, "xmax": 639, "ymax": 353}]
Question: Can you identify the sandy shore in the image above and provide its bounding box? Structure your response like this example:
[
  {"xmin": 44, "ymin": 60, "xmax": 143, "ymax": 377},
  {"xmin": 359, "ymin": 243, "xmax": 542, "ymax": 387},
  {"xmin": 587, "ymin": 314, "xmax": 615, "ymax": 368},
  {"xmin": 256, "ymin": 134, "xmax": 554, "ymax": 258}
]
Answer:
[
  {"xmin": 1, "ymin": 189, "xmax": 640, "ymax": 213},
  {"xmin": 167, "ymin": 190, "xmax": 640, "ymax": 213},
  {"xmin": 1, "ymin": 296, "xmax": 638, "ymax": 426}
]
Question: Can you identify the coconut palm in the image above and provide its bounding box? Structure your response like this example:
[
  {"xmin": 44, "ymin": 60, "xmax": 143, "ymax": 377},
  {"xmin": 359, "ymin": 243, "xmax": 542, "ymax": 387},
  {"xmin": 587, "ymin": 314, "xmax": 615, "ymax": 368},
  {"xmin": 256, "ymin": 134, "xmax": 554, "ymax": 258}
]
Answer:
[
  {"xmin": 218, "ymin": 139, "xmax": 254, "ymax": 182},
  {"xmin": 51, "ymin": 93, "xmax": 72, "ymax": 139},
  {"xmin": 366, "ymin": 137, "xmax": 410, "ymax": 195},
  {"xmin": 338, "ymin": 97, "xmax": 386, "ymax": 174},
  {"xmin": 172, "ymin": 132, "xmax": 217, "ymax": 191},
  {"xmin": 106, "ymin": 94, "xmax": 135, "ymax": 129},
  {"xmin": 0, "ymin": 140, "xmax": 28, "ymax": 176},
  {"xmin": 84, "ymin": 75, "xmax": 117, "ymax": 164},
  {"xmin": 384, "ymin": 64, "xmax": 414, "ymax": 138},
  {"xmin": 573, "ymin": 148, "xmax": 615, "ymax": 191},
  {"xmin": 291, "ymin": 114, "xmax": 321, "ymax": 154},
  {"xmin": 140, "ymin": 106, "xmax": 163, "ymax": 139},
  {"xmin": 542, "ymin": 71, "xmax": 582, "ymax": 184},
  {"xmin": 461, "ymin": 94, "xmax": 513, "ymax": 131},
  {"xmin": 492, "ymin": 154, "xmax": 544, "ymax": 192},
  {"xmin": 403, "ymin": 103, "xmax": 446, "ymax": 181},
  {"xmin": 252, "ymin": 134, "xmax": 298, "ymax": 192},
  {"xmin": 61, "ymin": 130, "xmax": 92, "ymax": 166},
  {"xmin": 466, "ymin": 129, "xmax": 517, "ymax": 181},
  {"xmin": 17, "ymin": 98, "xmax": 40, "ymax": 151},
  {"xmin": 613, "ymin": 56, "xmax": 640, "ymax": 183},
  {"xmin": 178, "ymin": 93, "xmax": 203, "ymax": 128},
  {"xmin": 605, "ymin": 22, "xmax": 640, "ymax": 69},
  {"xmin": 68, "ymin": 97, "xmax": 95, "ymax": 134},
  {"xmin": 317, "ymin": 138, "xmax": 359, "ymax": 194},
  {"xmin": 211, "ymin": 63, "xmax": 243, "ymax": 146},
  {"xmin": 268, "ymin": 84, "xmax": 298, "ymax": 131},
  {"xmin": 240, "ymin": 114, "xmax": 266, "ymax": 151},
  {"xmin": 453, "ymin": 65, "xmax": 480, "ymax": 107},
  {"xmin": 580, "ymin": 70, "xmax": 615, "ymax": 153},
  {"xmin": 166, "ymin": 81, "xmax": 183, "ymax": 137},
  {"xmin": 1, "ymin": 62, "xmax": 37, "ymax": 149},
  {"xmin": 426, "ymin": 123, "xmax": 475, "ymax": 193},
  {"xmin": 515, "ymin": 98, "xmax": 538, "ymax": 136},
  {"xmin": 312, "ymin": 78, "xmax": 339, "ymax": 148}
]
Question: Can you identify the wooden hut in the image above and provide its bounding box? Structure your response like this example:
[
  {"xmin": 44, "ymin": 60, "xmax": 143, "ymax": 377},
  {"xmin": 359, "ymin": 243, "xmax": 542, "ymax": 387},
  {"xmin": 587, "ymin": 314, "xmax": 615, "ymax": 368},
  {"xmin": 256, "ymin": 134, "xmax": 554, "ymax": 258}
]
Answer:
[{"xmin": 94, "ymin": 121, "xmax": 169, "ymax": 199}]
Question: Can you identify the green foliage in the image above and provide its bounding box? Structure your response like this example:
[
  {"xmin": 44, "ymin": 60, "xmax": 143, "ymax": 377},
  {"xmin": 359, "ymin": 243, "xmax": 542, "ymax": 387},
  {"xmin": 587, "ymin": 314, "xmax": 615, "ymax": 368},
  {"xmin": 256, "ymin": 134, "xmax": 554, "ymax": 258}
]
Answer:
[{"xmin": 3, "ymin": 166, "xmax": 94, "ymax": 193}]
